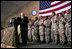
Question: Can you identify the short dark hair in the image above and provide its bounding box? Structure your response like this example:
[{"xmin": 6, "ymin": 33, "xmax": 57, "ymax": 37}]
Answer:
[
  {"xmin": 68, "ymin": 9, "xmax": 70, "ymax": 13},
  {"xmin": 46, "ymin": 16, "xmax": 48, "ymax": 19},
  {"xmin": 35, "ymin": 17, "xmax": 38, "ymax": 20},
  {"xmin": 57, "ymin": 14, "xmax": 59, "ymax": 16},
  {"xmin": 59, "ymin": 13, "xmax": 64, "ymax": 17},
  {"xmin": 52, "ymin": 12, "xmax": 56, "ymax": 15}
]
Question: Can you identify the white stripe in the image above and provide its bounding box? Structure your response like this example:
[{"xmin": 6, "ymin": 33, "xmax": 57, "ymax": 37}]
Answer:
[
  {"xmin": 55, "ymin": 5, "xmax": 71, "ymax": 13},
  {"xmin": 39, "ymin": 1, "xmax": 71, "ymax": 12},
  {"xmin": 51, "ymin": 1, "xmax": 61, "ymax": 5},
  {"xmin": 39, "ymin": 5, "xmax": 71, "ymax": 16}
]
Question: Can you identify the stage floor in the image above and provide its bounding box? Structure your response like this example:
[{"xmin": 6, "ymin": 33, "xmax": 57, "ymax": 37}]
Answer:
[{"xmin": 17, "ymin": 41, "xmax": 71, "ymax": 48}]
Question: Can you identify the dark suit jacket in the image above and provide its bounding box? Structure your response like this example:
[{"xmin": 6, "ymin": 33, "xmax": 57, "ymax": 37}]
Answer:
[
  {"xmin": 14, "ymin": 16, "xmax": 28, "ymax": 33},
  {"xmin": 20, "ymin": 16, "xmax": 28, "ymax": 31}
]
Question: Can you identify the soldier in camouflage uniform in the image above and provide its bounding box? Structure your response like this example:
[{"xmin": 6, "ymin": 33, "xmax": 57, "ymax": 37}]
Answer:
[
  {"xmin": 28, "ymin": 19, "xmax": 32, "ymax": 41},
  {"xmin": 39, "ymin": 17, "xmax": 44, "ymax": 42},
  {"xmin": 43, "ymin": 16, "xmax": 51, "ymax": 44},
  {"xmin": 65, "ymin": 10, "xmax": 71, "ymax": 43},
  {"xmin": 51, "ymin": 14, "xmax": 55, "ymax": 42},
  {"xmin": 51, "ymin": 12, "xmax": 59, "ymax": 44},
  {"xmin": 33, "ymin": 17, "xmax": 39, "ymax": 42},
  {"xmin": 31, "ymin": 20, "xmax": 35, "ymax": 42},
  {"xmin": 58, "ymin": 13, "xmax": 66, "ymax": 44}
]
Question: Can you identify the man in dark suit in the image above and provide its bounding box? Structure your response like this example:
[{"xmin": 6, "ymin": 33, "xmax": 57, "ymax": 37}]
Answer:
[
  {"xmin": 14, "ymin": 12, "xmax": 28, "ymax": 44},
  {"xmin": 20, "ymin": 12, "xmax": 28, "ymax": 44}
]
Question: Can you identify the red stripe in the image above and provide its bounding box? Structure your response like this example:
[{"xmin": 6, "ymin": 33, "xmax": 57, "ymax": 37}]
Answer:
[
  {"xmin": 40, "ymin": 9, "xmax": 70, "ymax": 17},
  {"xmin": 51, "ymin": 1, "xmax": 54, "ymax": 2},
  {"xmin": 51, "ymin": 1, "xmax": 65, "ymax": 7},
  {"xmin": 56, "ymin": 11, "xmax": 66, "ymax": 14},
  {"xmin": 39, "ymin": 2, "xmax": 71, "ymax": 14}
]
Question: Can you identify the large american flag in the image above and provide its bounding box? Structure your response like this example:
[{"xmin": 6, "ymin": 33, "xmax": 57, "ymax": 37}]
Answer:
[{"xmin": 39, "ymin": 1, "xmax": 71, "ymax": 16}]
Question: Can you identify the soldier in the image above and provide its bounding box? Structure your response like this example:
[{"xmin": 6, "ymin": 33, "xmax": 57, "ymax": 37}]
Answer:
[
  {"xmin": 51, "ymin": 12, "xmax": 59, "ymax": 44},
  {"xmin": 33, "ymin": 17, "xmax": 39, "ymax": 42},
  {"xmin": 28, "ymin": 19, "xmax": 32, "ymax": 41},
  {"xmin": 31, "ymin": 20, "xmax": 36, "ymax": 42},
  {"xmin": 58, "ymin": 13, "xmax": 66, "ymax": 44},
  {"xmin": 62, "ymin": 11, "xmax": 68, "ymax": 43},
  {"xmin": 65, "ymin": 10, "xmax": 71, "ymax": 43},
  {"xmin": 51, "ymin": 14, "xmax": 55, "ymax": 42},
  {"xmin": 43, "ymin": 16, "xmax": 51, "ymax": 44},
  {"xmin": 56, "ymin": 14, "xmax": 60, "ymax": 43},
  {"xmin": 38, "ymin": 17, "xmax": 44, "ymax": 43}
]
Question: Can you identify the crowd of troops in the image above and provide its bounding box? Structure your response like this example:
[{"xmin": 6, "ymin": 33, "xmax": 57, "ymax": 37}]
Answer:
[{"xmin": 28, "ymin": 9, "xmax": 71, "ymax": 45}]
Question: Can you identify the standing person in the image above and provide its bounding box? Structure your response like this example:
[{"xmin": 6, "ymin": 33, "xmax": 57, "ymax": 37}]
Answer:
[
  {"xmin": 14, "ymin": 17, "xmax": 20, "ymax": 45},
  {"xmin": 51, "ymin": 12, "xmax": 59, "ymax": 44},
  {"xmin": 51, "ymin": 12, "xmax": 58, "ymax": 44},
  {"xmin": 65, "ymin": 10, "xmax": 71, "ymax": 43},
  {"xmin": 8, "ymin": 17, "xmax": 16, "ymax": 27},
  {"xmin": 62, "ymin": 11, "xmax": 68, "ymax": 43},
  {"xmin": 51, "ymin": 14, "xmax": 55, "ymax": 42},
  {"xmin": 14, "ymin": 12, "xmax": 28, "ymax": 44},
  {"xmin": 33, "ymin": 17, "xmax": 39, "ymax": 42},
  {"xmin": 38, "ymin": 17, "xmax": 44, "ymax": 43},
  {"xmin": 28, "ymin": 19, "xmax": 32, "ymax": 42},
  {"xmin": 31, "ymin": 20, "xmax": 35, "ymax": 42},
  {"xmin": 58, "ymin": 13, "xmax": 66, "ymax": 44},
  {"xmin": 20, "ymin": 12, "xmax": 28, "ymax": 44},
  {"xmin": 43, "ymin": 16, "xmax": 51, "ymax": 44},
  {"xmin": 56, "ymin": 14, "xmax": 60, "ymax": 43}
]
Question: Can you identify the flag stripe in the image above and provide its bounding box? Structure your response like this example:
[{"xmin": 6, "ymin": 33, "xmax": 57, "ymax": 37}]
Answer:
[
  {"xmin": 51, "ymin": 1, "xmax": 65, "ymax": 7},
  {"xmin": 51, "ymin": 1, "xmax": 61, "ymax": 5},
  {"xmin": 39, "ymin": 5, "xmax": 71, "ymax": 16},
  {"xmin": 39, "ymin": 1, "xmax": 71, "ymax": 12},
  {"xmin": 51, "ymin": 1, "xmax": 54, "ymax": 2},
  {"xmin": 39, "ymin": 2, "xmax": 71, "ymax": 14},
  {"xmin": 39, "ymin": 1, "xmax": 71, "ymax": 16}
]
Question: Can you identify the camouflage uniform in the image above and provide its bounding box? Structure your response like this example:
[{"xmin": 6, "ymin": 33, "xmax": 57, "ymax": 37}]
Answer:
[
  {"xmin": 28, "ymin": 21, "xmax": 32, "ymax": 41},
  {"xmin": 31, "ymin": 24, "xmax": 35, "ymax": 41},
  {"xmin": 52, "ymin": 15, "xmax": 59, "ymax": 44},
  {"xmin": 58, "ymin": 16, "xmax": 66, "ymax": 44},
  {"xmin": 51, "ymin": 17, "xmax": 55, "ymax": 42},
  {"xmin": 43, "ymin": 18, "xmax": 51, "ymax": 43},
  {"xmin": 33, "ymin": 20, "xmax": 39, "ymax": 42},
  {"xmin": 39, "ymin": 19, "xmax": 44, "ymax": 42},
  {"xmin": 65, "ymin": 14, "xmax": 71, "ymax": 42}
]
